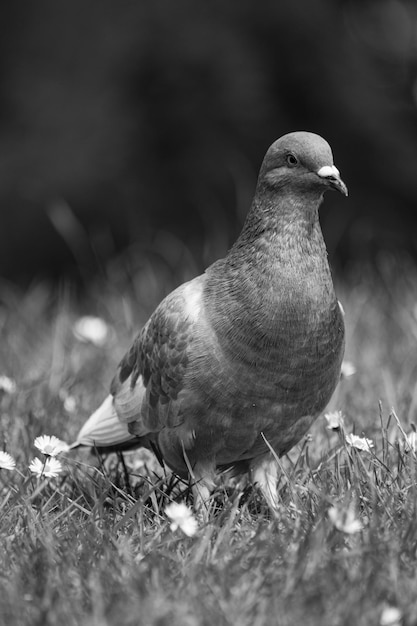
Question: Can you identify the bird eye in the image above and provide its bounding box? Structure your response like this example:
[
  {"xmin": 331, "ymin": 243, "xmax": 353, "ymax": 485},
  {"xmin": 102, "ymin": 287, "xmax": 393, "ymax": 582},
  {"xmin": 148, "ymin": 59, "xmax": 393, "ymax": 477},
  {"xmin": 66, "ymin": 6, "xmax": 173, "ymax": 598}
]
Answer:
[{"xmin": 286, "ymin": 154, "xmax": 298, "ymax": 167}]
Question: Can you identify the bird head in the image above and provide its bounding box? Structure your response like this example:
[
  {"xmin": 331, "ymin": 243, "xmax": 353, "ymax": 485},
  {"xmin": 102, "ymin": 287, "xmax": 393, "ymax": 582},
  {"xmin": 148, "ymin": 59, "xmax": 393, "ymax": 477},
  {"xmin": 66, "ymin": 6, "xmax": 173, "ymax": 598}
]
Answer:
[{"xmin": 259, "ymin": 131, "xmax": 348, "ymax": 198}]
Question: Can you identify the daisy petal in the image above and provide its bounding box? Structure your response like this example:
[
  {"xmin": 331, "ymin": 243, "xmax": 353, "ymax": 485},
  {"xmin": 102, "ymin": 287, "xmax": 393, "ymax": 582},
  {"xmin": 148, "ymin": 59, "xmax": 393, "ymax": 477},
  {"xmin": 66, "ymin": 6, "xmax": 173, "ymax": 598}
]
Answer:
[
  {"xmin": 34, "ymin": 435, "xmax": 69, "ymax": 456},
  {"xmin": 324, "ymin": 410, "xmax": 344, "ymax": 431},
  {"xmin": 328, "ymin": 505, "xmax": 363, "ymax": 534},
  {"xmin": 341, "ymin": 361, "xmax": 356, "ymax": 378},
  {"xmin": 0, "ymin": 451, "xmax": 16, "ymax": 471},
  {"xmin": 0, "ymin": 375, "xmax": 16, "ymax": 394},
  {"xmin": 73, "ymin": 316, "xmax": 109, "ymax": 347},
  {"xmin": 380, "ymin": 606, "xmax": 402, "ymax": 626},
  {"xmin": 29, "ymin": 457, "xmax": 63, "ymax": 478},
  {"xmin": 165, "ymin": 502, "xmax": 198, "ymax": 537},
  {"xmin": 403, "ymin": 431, "xmax": 417, "ymax": 453},
  {"xmin": 345, "ymin": 433, "xmax": 374, "ymax": 452}
]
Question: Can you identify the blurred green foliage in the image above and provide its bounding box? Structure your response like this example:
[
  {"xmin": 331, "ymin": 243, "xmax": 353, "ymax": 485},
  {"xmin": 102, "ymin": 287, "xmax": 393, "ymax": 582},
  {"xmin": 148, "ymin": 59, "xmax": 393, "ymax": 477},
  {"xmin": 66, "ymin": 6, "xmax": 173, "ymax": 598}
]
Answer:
[{"xmin": 0, "ymin": 0, "xmax": 417, "ymax": 284}]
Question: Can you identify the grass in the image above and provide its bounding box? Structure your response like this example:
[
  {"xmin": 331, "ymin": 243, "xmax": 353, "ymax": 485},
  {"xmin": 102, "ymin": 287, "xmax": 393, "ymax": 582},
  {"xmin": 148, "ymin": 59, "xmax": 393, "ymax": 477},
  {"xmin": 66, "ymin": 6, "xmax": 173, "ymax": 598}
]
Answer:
[{"xmin": 1, "ymin": 251, "xmax": 417, "ymax": 625}]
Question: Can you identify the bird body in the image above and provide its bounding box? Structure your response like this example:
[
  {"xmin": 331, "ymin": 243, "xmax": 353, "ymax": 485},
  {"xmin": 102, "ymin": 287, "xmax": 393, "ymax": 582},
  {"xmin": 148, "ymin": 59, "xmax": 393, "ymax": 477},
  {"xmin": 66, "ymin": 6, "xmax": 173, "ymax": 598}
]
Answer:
[{"xmin": 74, "ymin": 131, "xmax": 347, "ymax": 511}]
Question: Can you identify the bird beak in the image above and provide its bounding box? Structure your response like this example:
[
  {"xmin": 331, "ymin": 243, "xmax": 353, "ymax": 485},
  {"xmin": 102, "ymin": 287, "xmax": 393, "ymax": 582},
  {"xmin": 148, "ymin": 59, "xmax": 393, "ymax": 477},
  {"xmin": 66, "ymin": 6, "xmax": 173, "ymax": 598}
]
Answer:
[{"xmin": 317, "ymin": 165, "xmax": 348, "ymax": 197}]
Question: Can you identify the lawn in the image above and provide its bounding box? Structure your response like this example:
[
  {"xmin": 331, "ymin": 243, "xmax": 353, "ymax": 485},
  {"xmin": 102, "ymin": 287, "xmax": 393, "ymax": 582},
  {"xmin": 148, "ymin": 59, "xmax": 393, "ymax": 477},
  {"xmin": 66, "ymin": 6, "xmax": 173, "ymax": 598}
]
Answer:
[{"xmin": 1, "ymin": 252, "xmax": 417, "ymax": 626}]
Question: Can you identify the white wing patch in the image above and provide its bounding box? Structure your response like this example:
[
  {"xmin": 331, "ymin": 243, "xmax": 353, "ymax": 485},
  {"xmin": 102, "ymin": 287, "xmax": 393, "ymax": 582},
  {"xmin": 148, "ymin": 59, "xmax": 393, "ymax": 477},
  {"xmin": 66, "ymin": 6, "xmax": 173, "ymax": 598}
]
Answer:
[
  {"xmin": 74, "ymin": 395, "xmax": 137, "ymax": 447},
  {"xmin": 182, "ymin": 280, "xmax": 203, "ymax": 321}
]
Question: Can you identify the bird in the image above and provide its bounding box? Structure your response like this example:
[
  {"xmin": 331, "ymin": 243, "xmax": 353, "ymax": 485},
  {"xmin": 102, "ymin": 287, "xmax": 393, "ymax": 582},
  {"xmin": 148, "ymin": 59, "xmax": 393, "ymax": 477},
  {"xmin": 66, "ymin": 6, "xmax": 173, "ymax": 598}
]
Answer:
[{"xmin": 72, "ymin": 131, "xmax": 347, "ymax": 513}]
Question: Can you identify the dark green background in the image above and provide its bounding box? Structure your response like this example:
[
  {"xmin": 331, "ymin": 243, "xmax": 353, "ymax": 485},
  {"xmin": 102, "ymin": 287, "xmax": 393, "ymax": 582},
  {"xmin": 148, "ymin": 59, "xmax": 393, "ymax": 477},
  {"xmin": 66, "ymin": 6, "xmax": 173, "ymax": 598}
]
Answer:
[{"xmin": 1, "ymin": 0, "xmax": 416, "ymax": 283}]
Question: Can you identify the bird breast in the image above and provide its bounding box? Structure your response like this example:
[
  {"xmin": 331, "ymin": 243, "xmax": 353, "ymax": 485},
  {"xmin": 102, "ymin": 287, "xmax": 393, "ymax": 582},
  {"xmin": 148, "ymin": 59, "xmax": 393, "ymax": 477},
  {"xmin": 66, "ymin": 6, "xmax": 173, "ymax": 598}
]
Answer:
[{"xmin": 202, "ymin": 260, "xmax": 344, "ymax": 407}]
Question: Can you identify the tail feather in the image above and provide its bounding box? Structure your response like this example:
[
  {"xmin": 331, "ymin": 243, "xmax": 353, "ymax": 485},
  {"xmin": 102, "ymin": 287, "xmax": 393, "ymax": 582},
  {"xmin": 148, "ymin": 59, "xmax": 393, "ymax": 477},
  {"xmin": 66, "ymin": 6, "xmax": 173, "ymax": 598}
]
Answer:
[{"xmin": 72, "ymin": 395, "xmax": 138, "ymax": 449}]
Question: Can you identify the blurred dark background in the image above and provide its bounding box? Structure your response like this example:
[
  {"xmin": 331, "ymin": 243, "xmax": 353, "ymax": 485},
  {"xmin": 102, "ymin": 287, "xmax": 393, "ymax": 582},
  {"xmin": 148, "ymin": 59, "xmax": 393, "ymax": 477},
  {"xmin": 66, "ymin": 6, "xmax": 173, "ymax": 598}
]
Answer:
[{"xmin": 1, "ymin": 0, "xmax": 417, "ymax": 286}]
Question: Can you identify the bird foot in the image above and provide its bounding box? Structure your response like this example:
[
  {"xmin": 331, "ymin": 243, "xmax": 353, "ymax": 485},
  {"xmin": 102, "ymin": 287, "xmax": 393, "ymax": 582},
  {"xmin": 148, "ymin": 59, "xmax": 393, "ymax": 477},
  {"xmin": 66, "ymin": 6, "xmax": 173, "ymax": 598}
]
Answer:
[{"xmin": 250, "ymin": 455, "xmax": 280, "ymax": 517}]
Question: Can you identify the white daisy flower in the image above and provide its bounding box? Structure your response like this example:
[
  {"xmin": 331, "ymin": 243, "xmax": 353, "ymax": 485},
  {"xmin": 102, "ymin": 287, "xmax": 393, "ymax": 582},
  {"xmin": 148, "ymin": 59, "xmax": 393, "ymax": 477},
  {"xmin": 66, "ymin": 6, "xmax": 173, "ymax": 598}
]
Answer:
[
  {"xmin": 63, "ymin": 395, "xmax": 77, "ymax": 413},
  {"xmin": 380, "ymin": 606, "xmax": 403, "ymax": 626},
  {"xmin": 0, "ymin": 451, "xmax": 16, "ymax": 471},
  {"xmin": 403, "ymin": 431, "xmax": 417, "ymax": 453},
  {"xmin": 0, "ymin": 375, "xmax": 16, "ymax": 394},
  {"xmin": 345, "ymin": 433, "xmax": 374, "ymax": 452},
  {"xmin": 324, "ymin": 410, "xmax": 344, "ymax": 431},
  {"xmin": 34, "ymin": 435, "xmax": 69, "ymax": 457},
  {"xmin": 59, "ymin": 389, "xmax": 78, "ymax": 413},
  {"xmin": 165, "ymin": 502, "xmax": 198, "ymax": 537},
  {"xmin": 328, "ymin": 505, "xmax": 363, "ymax": 534},
  {"xmin": 341, "ymin": 361, "xmax": 356, "ymax": 378},
  {"xmin": 29, "ymin": 457, "xmax": 63, "ymax": 478},
  {"xmin": 73, "ymin": 316, "xmax": 109, "ymax": 347}
]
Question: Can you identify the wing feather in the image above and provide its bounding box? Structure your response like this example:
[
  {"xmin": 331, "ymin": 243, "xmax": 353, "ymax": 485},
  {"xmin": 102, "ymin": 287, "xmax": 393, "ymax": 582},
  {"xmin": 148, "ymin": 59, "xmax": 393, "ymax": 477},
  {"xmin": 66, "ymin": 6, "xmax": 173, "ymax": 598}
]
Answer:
[{"xmin": 110, "ymin": 276, "xmax": 204, "ymax": 435}]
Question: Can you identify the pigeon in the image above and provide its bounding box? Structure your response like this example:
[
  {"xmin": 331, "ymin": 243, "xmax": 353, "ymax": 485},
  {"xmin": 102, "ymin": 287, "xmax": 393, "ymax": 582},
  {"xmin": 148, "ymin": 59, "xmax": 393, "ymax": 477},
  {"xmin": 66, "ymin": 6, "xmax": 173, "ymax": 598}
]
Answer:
[{"xmin": 73, "ymin": 131, "xmax": 347, "ymax": 513}]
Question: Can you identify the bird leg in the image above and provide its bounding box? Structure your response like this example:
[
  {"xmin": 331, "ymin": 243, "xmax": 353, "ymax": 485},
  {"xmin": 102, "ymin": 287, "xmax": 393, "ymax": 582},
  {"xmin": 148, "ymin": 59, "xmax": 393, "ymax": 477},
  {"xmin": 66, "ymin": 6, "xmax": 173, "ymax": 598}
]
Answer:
[
  {"xmin": 190, "ymin": 461, "xmax": 216, "ymax": 521},
  {"xmin": 250, "ymin": 454, "xmax": 280, "ymax": 515}
]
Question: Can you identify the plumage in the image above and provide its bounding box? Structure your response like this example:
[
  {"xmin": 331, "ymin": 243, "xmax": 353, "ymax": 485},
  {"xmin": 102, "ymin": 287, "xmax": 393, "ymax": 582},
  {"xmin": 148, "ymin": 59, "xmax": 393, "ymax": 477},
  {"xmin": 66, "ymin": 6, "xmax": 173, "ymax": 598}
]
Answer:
[{"xmin": 73, "ymin": 131, "xmax": 347, "ymax": 512}]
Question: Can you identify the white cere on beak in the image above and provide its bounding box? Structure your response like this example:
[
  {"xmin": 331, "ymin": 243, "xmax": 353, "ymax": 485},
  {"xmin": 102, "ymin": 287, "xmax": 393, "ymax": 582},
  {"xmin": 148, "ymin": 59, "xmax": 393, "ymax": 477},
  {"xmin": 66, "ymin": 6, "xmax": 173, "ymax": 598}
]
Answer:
[
  {"xmin": 317, "ymin": 165, "xmax": 341, "ymax": 179},
  {"xmin": 317, "ymin": 164, "xmax": 348, "ymax": 196}
]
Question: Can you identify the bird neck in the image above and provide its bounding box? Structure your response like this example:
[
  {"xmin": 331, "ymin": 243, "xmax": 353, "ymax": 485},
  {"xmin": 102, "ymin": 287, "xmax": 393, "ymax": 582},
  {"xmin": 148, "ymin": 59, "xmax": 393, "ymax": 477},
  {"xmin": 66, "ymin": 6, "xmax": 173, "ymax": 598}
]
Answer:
[
  {"xmin": 227, "ymin": 185, "xmax": 327, "ymax": 270},
  {"xmin": 204, "ymin": 186, "xmax": 336, "ymax": 347}
]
